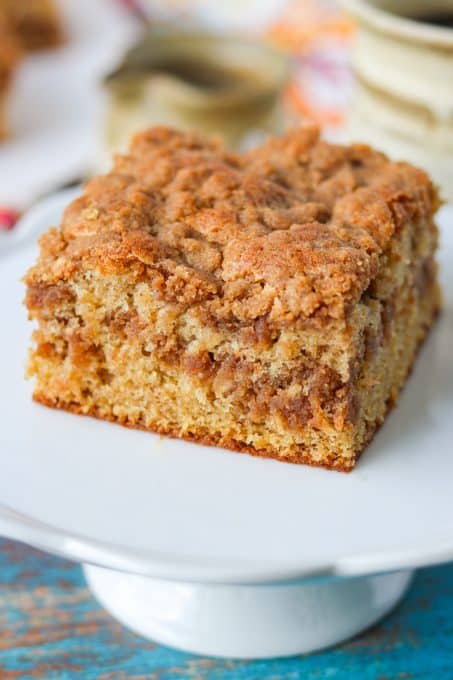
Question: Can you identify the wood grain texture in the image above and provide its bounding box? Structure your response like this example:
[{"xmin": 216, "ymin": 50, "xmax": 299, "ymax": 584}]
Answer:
[{"xmin": 1, "ymin": 539, "xmax": 453, "ymax": 679}]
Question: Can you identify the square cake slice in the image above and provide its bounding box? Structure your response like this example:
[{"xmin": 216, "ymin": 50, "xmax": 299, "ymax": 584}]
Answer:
[{"xmin": 24, "ymin": 126, "xmax": 441, "ymax": 471}]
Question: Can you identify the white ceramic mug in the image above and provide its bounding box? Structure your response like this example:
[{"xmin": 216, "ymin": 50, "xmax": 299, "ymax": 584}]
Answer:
[{"xmin": 342, "ymin": 0, "xmax": 453, "ymax": 201}]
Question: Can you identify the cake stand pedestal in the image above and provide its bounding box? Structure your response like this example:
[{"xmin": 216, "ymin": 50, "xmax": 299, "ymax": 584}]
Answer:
[{"xmin": 84, "ymin": 565, "xmax": 413, "ymax": 658}]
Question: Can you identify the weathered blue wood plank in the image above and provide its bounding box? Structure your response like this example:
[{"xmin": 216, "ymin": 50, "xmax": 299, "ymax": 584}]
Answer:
[{"xmin": 1, "ymin": 539, "xmax": 453, "ymax": 679}]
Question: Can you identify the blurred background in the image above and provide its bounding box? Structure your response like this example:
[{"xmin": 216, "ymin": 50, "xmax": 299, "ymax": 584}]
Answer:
[
  {"xmin": 2, "ymin": 0, "xmax": 451, "ymax": 233},
  {"xmin": 1, "ymin": 2, "xmax": 452, "ymax": 676},
  {"xmin": 0, "ymin": 0, "xmax": 363, "ymax": 229}
]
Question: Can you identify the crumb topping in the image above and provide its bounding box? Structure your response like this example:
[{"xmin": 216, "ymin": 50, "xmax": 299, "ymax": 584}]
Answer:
[{"xmin": 25, "ymin": 125, "xmax": 437, "ymax": 324}]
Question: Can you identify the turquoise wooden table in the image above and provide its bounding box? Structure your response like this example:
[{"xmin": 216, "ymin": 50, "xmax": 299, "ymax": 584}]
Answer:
[{"xmin": 1, "ymin": 539, "xmax": 453, "ymax": 679}]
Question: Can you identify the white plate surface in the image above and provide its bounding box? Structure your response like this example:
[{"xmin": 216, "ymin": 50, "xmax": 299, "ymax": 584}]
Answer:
[{"xmin": 0, "ymin": 197, "xmax": 452, "ymax": 584}]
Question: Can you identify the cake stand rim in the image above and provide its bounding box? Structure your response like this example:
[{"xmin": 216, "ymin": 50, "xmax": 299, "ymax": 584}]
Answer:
[{"xmin": 1, "ymin": 500, "xmax": 453, "ymax": 585}]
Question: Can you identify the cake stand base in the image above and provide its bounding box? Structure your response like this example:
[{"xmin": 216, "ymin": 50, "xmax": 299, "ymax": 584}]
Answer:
[{"xmin": 84, "ymin": 565, "xmax": 413, "ymax": 658}]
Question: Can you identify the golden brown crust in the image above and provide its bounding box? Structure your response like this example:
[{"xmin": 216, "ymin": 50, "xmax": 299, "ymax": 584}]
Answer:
[{"xmin": 24, "ymin": 125, "xmax": 438, "ymax": 328}]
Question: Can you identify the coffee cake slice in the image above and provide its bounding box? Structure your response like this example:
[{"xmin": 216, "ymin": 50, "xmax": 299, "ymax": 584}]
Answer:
[
  {"xmin": 0, "ymin": 13, "xmax": 20, "ymax": 139},
  {"xmin": 24, "ymin": 126, "xmax": 441, "ymax": 471},
  {"xmin": 0, "ymin": 0, "xmax": 61, "ymax": 52}
]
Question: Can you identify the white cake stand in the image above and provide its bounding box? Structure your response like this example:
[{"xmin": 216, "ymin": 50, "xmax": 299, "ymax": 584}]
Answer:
[{"xmin": 0, "ymin": 195, "xmax": 452, "ymax": 659}]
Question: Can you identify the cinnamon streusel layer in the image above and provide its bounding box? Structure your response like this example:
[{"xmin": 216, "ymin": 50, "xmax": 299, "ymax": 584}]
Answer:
[{"xmin": 24, "ymin": 125, "xmax": 441, "ymax": 471}]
